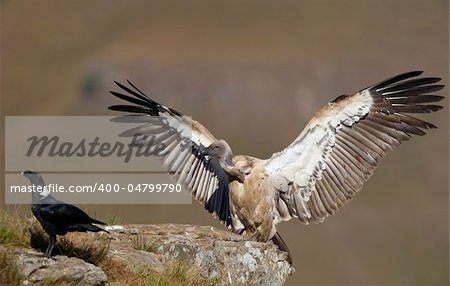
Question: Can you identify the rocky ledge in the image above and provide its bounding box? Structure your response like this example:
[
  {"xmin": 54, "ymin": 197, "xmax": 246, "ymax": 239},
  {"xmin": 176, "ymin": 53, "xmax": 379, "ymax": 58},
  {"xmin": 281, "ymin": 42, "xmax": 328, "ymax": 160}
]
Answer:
[{"xmin": 1, "ymin": 224, "xmax": 294, "ymax": 285}]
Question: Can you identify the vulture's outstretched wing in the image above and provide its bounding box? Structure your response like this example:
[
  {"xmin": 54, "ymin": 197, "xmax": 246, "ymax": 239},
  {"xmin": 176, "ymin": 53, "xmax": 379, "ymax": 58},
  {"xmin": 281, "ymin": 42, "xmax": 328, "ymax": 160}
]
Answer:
[
  {"xmin": 109, "ymin": 81, "xmax": 233, "ymax": 227},
  {"xmin": 265, "ymin": 71, "xmax": 444, "ymax": 224}
]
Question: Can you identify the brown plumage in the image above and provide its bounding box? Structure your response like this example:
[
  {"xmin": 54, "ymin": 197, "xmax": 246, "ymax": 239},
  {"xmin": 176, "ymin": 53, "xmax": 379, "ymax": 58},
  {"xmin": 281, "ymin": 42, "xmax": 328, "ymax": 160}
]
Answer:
[{"xmin": 109, "ymin": 71, "xmax": 444, "ymax": 263}]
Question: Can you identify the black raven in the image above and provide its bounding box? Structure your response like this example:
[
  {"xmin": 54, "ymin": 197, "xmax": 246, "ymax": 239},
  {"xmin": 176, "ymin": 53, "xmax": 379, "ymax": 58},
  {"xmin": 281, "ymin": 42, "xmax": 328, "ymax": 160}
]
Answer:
[{"xmin": 22, "ymin": 171, "xmax": 108, "ymax": 257}]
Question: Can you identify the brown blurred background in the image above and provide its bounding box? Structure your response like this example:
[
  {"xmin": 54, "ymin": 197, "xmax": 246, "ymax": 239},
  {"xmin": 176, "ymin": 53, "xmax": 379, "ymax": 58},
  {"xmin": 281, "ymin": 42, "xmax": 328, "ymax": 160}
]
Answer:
[{"xmin": 1, "ymin": 0, "xmax": 448, "ymax": 285}]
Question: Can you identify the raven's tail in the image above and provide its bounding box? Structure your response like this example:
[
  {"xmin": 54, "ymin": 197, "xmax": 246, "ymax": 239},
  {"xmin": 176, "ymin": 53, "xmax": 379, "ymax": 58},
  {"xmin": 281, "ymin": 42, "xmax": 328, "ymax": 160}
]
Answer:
[
  {"xmin": 89, "ymin": 218, "xmax": 108, "ymax": 226},
  {"xmin": 69, "ymin": 223, "xmax": 109, "ymax": 233}
]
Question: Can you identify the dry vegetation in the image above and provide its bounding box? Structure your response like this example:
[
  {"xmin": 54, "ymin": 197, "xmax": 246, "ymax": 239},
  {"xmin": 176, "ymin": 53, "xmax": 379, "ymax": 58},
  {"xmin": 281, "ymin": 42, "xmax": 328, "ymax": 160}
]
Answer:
[
  {"xmin": 101, "ymin": 257, "xmax": 215, "ymax": 286},
  {"xmin": 130, "ymin": 234, "xmax": 159, "ymax": 253},
  {"xmin": 0, "ymin": 209, "xmax": 217, "ymax": 286},
  {"xmin": 0, "ymin": 252, "xmax": 21, "ymax": 285},
  {"xmin": 29, "ymin": 227, "xmax": 110, "ymax": 266},
  {"xmin": 0, "ymin": 209, "xmax": 36, "ymax": 247}
]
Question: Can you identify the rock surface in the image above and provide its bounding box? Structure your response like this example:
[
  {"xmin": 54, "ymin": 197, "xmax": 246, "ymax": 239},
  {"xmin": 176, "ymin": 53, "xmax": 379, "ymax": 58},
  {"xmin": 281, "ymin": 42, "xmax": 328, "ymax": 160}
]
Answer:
[
  {"xmin": 1, "ymin": 246, "xmax": 107, "ymax": 285},
  {"xmin": 1, "ymin": 224, "xmax": 294, "ymax": 285},
  {"xmin": 110, "ymin": 224, "xmax": 295, "ymax": 285}
]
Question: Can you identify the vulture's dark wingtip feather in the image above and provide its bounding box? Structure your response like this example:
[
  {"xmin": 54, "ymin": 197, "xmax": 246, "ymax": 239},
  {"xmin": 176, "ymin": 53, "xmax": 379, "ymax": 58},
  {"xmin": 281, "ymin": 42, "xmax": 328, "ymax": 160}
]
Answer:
[
  {"xmin": 368, "ymin": 70, "xmax": 424, "ymax": 91},
  {"xmin": 114, "ymin": 80, "xmax": 150, "ymax": 103},
  {"xmin": 108, "ymin": 105, "xmax": 121, "ymax": 111},
  {"xmin": 110, "ymin": 91, "xmax": 149, "ymax": 106},
  {"xmin": 405, "ymin": 70, "xmax": 423, "ymax": 77},
  {"xmin": 110, "ymin": 115, "xmax": 153, "ymax": 123},
  {"xmin": 425, "ymin": 77, "xmax": 442, "ymax": 84},
  {"xmin": 431, "ymin": 85, "xmax": 445, "ymax": 92},
  {"xmin": 377, "ymin": 77, "xmax": 443, "ymax": 93},
  {"xmin": 433, "ymin": 105, "xmax": 444, "ymax": 111},
  {"xmin": 127, "ymin": 79, "xmax": 148, "ymax": 97},
  {"xmin": 108, "ymin": 105, "xmax": 151, "ymax": 114}
]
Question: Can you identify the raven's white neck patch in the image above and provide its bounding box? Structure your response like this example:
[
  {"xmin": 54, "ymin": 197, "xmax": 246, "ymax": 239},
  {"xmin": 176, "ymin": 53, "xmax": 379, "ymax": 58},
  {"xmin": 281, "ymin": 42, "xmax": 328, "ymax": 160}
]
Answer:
[{"xmin": 39, "ymin": 191, "xmax": 50, "ymax": 198}]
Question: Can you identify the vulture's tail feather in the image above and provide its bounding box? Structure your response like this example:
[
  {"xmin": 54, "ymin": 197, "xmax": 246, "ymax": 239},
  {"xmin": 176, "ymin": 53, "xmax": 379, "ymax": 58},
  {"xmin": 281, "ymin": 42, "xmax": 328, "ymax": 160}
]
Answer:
[{"xmin": 271, "ymin": 232, "xmax": 292, "ymax": 264}]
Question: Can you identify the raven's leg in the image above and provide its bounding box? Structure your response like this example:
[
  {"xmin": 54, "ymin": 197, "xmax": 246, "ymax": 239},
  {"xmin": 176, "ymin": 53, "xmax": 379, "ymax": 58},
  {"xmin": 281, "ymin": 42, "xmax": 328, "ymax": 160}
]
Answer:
[
  {"xmin": 44, "ymin": 238, "xmax": 52, "ymax": 256},
  {"xmin": 45, "ymin": 235, "xmax": 51, "ymax": 257},
  {"xmin": 271, "ymin": 232, "xmax": 293, "ymax": 264},
  {"xmin": 47, "ymin": 234, "xmax": 57, "ymax": 257}
]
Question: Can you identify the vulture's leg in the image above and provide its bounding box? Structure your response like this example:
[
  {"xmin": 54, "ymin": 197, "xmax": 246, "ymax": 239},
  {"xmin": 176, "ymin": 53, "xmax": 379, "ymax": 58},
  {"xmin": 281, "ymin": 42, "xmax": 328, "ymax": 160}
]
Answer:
[{"xmin": 271, "ymin": 232, "xmax": 292, "ymax": 264}]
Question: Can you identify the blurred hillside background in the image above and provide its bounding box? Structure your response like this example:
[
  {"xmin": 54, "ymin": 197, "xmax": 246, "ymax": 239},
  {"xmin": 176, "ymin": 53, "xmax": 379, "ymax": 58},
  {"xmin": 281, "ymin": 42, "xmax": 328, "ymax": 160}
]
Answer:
[{"xmin": 1, "ymin": 0, "xmax": 448, "ymax": 285}]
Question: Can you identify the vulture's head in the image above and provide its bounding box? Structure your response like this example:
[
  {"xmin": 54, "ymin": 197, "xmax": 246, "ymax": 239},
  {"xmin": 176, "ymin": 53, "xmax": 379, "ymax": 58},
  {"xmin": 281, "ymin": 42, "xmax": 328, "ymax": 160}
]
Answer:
[{"xmin": 207, "ymin": 140, "xmax": 234, "ymax": 166}]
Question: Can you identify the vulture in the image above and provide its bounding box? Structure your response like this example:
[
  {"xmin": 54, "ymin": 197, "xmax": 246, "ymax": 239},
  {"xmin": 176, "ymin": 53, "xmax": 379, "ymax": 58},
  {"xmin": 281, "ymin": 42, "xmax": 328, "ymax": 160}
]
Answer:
[
  {"xmin": 109, "ymin": 71, "xmax": 444, "ymax": 263},
  {"xmin": 22, "ymin": 171, "xmax": 108, "ymax": 257}
]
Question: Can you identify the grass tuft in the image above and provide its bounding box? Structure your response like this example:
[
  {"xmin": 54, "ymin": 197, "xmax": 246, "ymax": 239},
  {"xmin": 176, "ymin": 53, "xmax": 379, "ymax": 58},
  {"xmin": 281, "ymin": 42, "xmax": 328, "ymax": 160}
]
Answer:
[
  {"xmin": 0, "ymin": 209, "xmax": 35, "ymax": 247},
  {"xmin": 29, "ymin": 228, "xmax": 110, "ymax": 266},
  {"xmin": 130, "ymin": 234, "xmax": 159, "ymax": 253},
  {"xmin": 100, "ymin": 257, "xmax": 212, "ymax": 286},
  {"xmin": 158, "ymin": 258, "xmax": 204, "ymax": 286},
  {"xmin": 103, "ymin": 213, "xmax": 124, "ymax": 225},
  {"xmin": 0, "ymin": 252, "xmax": 21, "ymax": 285},
  {"xmin": 58, "ymin": 235, "xmax": 110, "ymax": 266}
]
